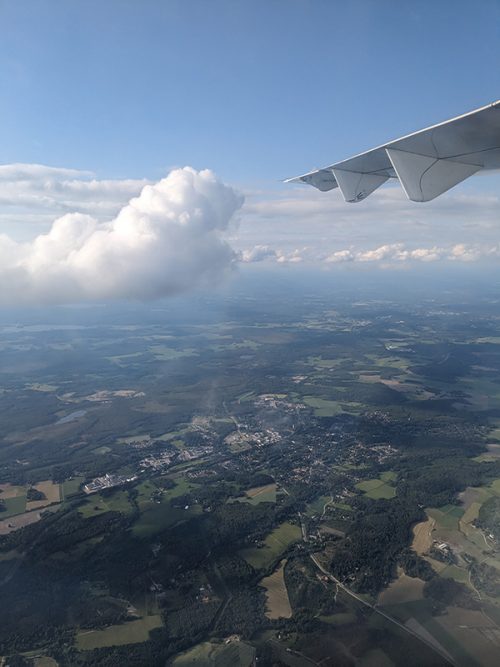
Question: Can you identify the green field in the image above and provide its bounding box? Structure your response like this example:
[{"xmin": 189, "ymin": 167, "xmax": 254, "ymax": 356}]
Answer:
[
  {"xmin": 0, "ymin": 495, "xmax": 27, "ymax": 518},
  {"xmin": 239, "ymin": 522, "xmax": 302, "ymax": 570},
  {"xmin": 79, "ymin": 489, "xmax": 134, "ymax": 518},
  {"xmin": 92, "ymin": 446, "xmax": 112, "ymax": 455},
  {"xmin": 132, "ymin": 476, "xmax": 200, "ymax": 538},
  {"xmin": 76, "ymin": 615, "xmax": 163, "ymax": 650},
  {"xmin": 61, "ymin": 477, "xmax": 85, "ymax": 500},
  {"xmin": 237, "ymin": 390, "xmax": 255, "ymax": 401},
  {"xmin": 303, "ymin": 396, "xmax": 343, "ymax": 417},
  {"xmin": 172, "ymin": 640, "xmax": 256, "ymax": 666},
  {"xmin": 331, "ymin": 501, "xmax": 353, "ymax": 511},
  {"xmin": 319, "ymin": 612, "xmax": 356, "ymax": 626},
  {"xmin": 356, "ymin": 476, "xmax": 396, "ymax": 500},
  {"xmin": 427, "ymin": 506, "xmax": 462, "ymax": 530},
  {"xmin": 106, "ymin": 351, "xmax": 145, "ymax": 365},
  {"xmin": 307, "ymin": 356, "xmax": 340, "ymax": 369},
  {"xmin": 305, "ymin": 494, "xmax": 331, "ymax": 517},
  {"xmin": 231, "ymin": 483, "xmax": 277, "ymax": 505},
  {"xmin": 133, "ymin": 503, "xmax": 202, "ymax": 538}
]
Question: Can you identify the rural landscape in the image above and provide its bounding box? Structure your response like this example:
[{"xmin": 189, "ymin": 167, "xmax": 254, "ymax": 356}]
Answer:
[{"xmin": 0, "ymin": 270, "xmax": 500, "ymax": 666}]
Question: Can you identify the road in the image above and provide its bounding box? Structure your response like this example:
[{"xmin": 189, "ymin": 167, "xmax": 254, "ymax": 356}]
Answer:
[{"xmin": 308, "ymin": 553, "xmax": 455, "ymax": 666}]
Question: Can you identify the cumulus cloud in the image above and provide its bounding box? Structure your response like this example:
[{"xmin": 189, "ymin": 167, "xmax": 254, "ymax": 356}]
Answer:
[
  {"xmin": 242, "ymin": 241, "xmax": 500, "ymax": 266},
  {"xmin": 240, "ymin": 244, "xmax": 276, "ymax": 263},
  {"xmin": 239, "ymin": 245, "xmax": 306, "ymax": 264},
  {"xmin": 0, "ymin": 167, "xmax": 244, "ymax": 305}
]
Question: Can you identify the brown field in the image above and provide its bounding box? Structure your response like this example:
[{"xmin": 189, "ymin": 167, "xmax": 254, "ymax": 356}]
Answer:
[
  {"xmin": 26, "ymin": 480, "xmax": 61, "ymax": 510},
  {"xmin": 246, "ymin": 483, "xmax": 275, "ymax": 499},
  {"xmin": 260, "ymin": 560, "xmax": 292, "ymax": 619},
  {"xmin": 411, "ymin": 515, "xmax": 435, "ymax": 555},
  {"xmin": 460, "ymin": 501, "xmax": 481, "ymax": 527},
  {"xmin": 319, "ymin": 524, "xmax": 345, "ymax": 537},
  {"xmin": 0, "ymin": 483, "xmax": 25, "ymax": 499},
  {"xmin": 0, "ymin": 509, "xmax": 43, "ymax": 535},
  {"xmin": 378, "ymin": 568, "xmax": 425, "ymax": 606},
  {"xmin": 76, "ymin": 615, "xmax": 163, "ymax": 650},
  {"xmin": 34, "ymin": 658, "xmax": 58, "ymax": 667}
]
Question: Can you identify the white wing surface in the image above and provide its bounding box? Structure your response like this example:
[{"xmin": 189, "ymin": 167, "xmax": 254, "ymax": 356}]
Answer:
[{"xmin": 285, "ymin": 101, "xmax": 500, "ymax": 202}]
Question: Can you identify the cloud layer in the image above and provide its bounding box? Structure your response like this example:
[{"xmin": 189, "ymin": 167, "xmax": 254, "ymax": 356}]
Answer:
[
  {"xmin": 0, "ymin": 167, "xmax": 243, "ymax": 304},
  {"xmin": 239, "ymin": 180, "xmax": 500, "ymax": 255},
  {"xmin": 0, "ymin": 163, "xmax": 148, "ymax": 238},
  {"xmin": 241, "ymin": 242, "xmax": 500, "ymax": 266}
]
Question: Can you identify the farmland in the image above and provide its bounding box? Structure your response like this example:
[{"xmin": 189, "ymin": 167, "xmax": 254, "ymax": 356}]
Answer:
[
  {"xmin": 239, "ymin": 522, "xmax": 302, "ymax": 570},
  {"xmin": 260, "ymin": 559, "xmax": 292, "ymax": 619},
  {"xmin": 231, "ymin": 483, "xmax": 277, "ymax": 505},
  {"xmin": 171, "ymin": 639, "xmax": 255, "ymax": 666},
  {"xmin": 76, "ymin": 615, "xmax": 163, "ymax": 650},
  {"xmin": 355, "ymin": 473, "xmax": 397, "ymax": 499}
]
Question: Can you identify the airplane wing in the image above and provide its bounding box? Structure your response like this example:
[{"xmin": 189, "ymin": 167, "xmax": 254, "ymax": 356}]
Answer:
[{"xmin": 285, "ymin": 100, "xmax": 500, "ymax": 202}]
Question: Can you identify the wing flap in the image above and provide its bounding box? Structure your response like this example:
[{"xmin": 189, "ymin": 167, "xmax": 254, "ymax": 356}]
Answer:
[
  {"xmin": 332, "ymin": 169, "xmax": 388, "ymax": 203},
  {"xmin": 385, "ymin": 149, "xmax": 481, "ymax": 202}
]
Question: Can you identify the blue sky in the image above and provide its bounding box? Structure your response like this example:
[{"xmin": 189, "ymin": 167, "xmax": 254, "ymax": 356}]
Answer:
[
  {"xmin": 1, "ymin": 1, "xmax": 500, "ymax": 304},
  {"xmin": 2, "ymin": 0, "xmax": 500, "ymax": 183}
]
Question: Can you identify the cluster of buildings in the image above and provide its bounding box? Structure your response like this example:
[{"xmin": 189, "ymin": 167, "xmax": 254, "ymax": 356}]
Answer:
[
  {"xmin": 139, "ymin": 452, "xmax": 174, "ymax": 471},
  {"xmin": 83, "ymin": 473, "xmax": 137, "ymax": 494}
]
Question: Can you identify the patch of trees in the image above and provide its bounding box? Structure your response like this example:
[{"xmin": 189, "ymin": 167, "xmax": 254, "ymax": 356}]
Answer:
[
  {"xmin": 28, "ymin": 510, "xmax": 127, "ymax": 559},
  {"xmin": 398, "ymin": 549, "xmax": 435, "ymax": 581},
  {"xmin": 0, "ymin": 506, "xmax": 75, "ymax": 553},
  {"xmin": 214, "ymin": 589, "xmax": 267, "ymax": 637},
  {"xmin": 0, "ymin": 507, "xmax": 129, "ymax": 561},
  {"xmin": 476, "ymin": 495, "xmax": 500, "ymax": 542},
  {"xmin": 165, "ymin": 599, "xmax": 220, "ymax": 640},
  {"xmin": 27, "ymin": 487, "xmax": 46, "ymax": 501},
  {"xmin": 423, "ymin": 577, "xmax": 479, "ymax": 614},
  {"xmin": 285, "ymin": 558, "xmax": 336, "ymax": 616},
  {"xmin": 185, "ymin": 480, "xmax": 236, "ymax": 508},
  {"xmin": 470, "ymin": 561, "xmax": 500, "ymax": 597},
  {"xmin": 73, "ymin": 596, "xmax": 128, "ymax": 630},
  {"xmin": 329, "ymin": 498, "xmax": 422, "ymax": 595},
  {"xmin": 0, "ymin": 561, "xmax": 77, "ymax": 654},
  {"xmin": 397, "ymin": 458, "xmax": 500, "ymax": 508},
  {"xmin": 214, "ymin": 555, "xmax": 256, "ymax": 587}
]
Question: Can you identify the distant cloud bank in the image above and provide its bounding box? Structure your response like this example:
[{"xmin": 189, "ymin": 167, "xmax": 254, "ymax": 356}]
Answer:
[
  {"xmin": 240, "ymin": 241, "xmax": 500, "ymax": 266},
  {"xmin": 0, "ymin": 167, "xmax": 243, "ymax": 304}
]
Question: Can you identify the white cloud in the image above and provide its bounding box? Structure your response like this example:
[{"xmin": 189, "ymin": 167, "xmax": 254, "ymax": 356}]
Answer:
[
  {"xmin": 240, "ymin": 244, "xmax": 276, "ymax": 263},
  {"xmin": 0, "ymin": 163, "xmax": 148, "ymax": 239},
  {"xmin": 0, "ymin": 167, "xmax": 243, "ymax": 305},
  {"xmin": 239, "ymin": 245, "xmax": 306, "ymax": 264},
  {"xmin": 242, "ymin": 241, "xmax": 500, "ymax": 267},
  {"xmin": 239, "ymin": 180, "xmax": 500, "ymax": 254}
]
